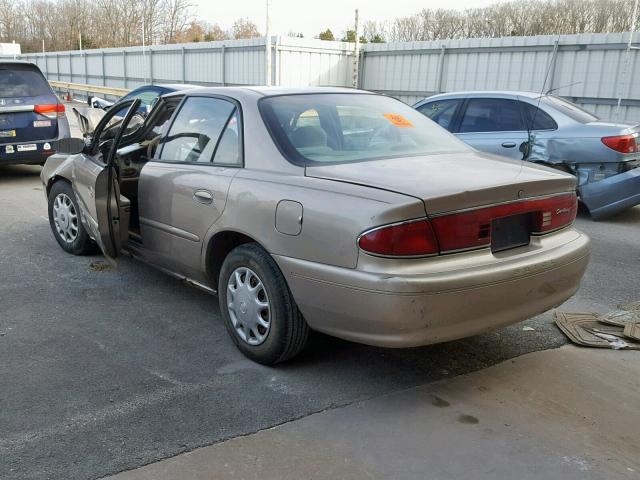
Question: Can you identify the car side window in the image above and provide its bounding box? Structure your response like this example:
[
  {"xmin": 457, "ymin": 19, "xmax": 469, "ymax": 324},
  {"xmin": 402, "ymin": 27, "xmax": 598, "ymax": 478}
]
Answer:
[
  {"xmin": 416, "ymin": 99, "xmax": 460, "ymax": 131},
  {"xmin": 159, "ymin": 97, "xmax": 236, "ymax": 164},
  {"xmin": 211, "ymin": 110, "xmax": 241, "ymax": 166},
  {"xmin": 459, "ymin": 98, "xmax": 525, "ymax": 133},
  {"xmin": 521, "ymin": 102, "xmax": 558, "ymax": 131}
]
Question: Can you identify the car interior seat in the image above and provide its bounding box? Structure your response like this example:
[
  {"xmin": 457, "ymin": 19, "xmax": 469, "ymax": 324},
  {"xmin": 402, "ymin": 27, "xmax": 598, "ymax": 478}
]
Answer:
[{"xmin": 290, "ymin": 126, "xmax": 328, "ymax": 148}]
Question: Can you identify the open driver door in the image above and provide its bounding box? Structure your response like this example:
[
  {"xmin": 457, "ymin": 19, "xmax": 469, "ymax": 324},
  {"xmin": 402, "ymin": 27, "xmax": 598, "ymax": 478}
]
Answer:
[{"xmin": 71, "ymin": 98, "xmax": 142, "ymax": 261}]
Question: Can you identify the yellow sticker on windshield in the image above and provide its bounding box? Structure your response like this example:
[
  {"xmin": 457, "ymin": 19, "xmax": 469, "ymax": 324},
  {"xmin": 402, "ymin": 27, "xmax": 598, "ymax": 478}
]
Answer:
[{"xmin": 383, "ymin": 113, "xmax": 414, "ymax": 128}]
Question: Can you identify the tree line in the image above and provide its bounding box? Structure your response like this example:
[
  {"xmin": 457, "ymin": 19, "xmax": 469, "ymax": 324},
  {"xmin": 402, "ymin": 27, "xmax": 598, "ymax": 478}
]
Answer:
[
  {"xmin": 356, "ymin": 0, "xmax": 640, "ymax": 43},
  {"xmin": 0, "ymin": 0, "xmax": 262, "ymax": 53}
]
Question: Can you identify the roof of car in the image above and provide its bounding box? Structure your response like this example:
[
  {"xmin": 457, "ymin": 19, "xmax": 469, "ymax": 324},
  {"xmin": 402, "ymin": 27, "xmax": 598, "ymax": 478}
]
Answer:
[
  {"xmin": 155, "ymin": 83, "xmax": 201, "ymax": 91},
  {"xmin": 419, "ymin": 91, "xmax": 543, "ymax": 103},
  {"xmin": 245, "ymin": 86, "xmax": 370, "ymax": 96},
  {"xmin": 0, "ymin": 60, "xmax": 39, "ymax": 67},
  {"xmin": 163, "ymin": 85, "xmax": 373, "ymax": 99}
]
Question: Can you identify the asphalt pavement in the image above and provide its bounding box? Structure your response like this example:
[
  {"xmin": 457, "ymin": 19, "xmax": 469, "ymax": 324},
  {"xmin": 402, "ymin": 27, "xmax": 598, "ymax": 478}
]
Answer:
[
  {"xmin": 107, "ymin": 346, "xmax": 640, "ymax": 480},
  {"xmin": 0, "ymin": 159, "xmax": 638, "ymax": 480}
]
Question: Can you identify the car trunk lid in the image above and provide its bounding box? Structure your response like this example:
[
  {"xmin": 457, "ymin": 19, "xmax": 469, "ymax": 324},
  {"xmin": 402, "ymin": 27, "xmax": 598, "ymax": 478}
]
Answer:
[
  {"xmin": 305, "ymin": 151, "xmax": 576, "ymax": 215},
  {"xmin": 584, "ymin": 120, "xmax": 640, "ymax": 133},
  {"xmin": 0, "ymin": 96, "xmax": 60, "ymax": 144}
]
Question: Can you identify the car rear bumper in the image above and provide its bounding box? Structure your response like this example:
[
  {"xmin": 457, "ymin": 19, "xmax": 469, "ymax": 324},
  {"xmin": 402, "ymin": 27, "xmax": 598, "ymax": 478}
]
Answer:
[
  {"xmin": 0, "ymin": 117, "xmax": 69, "ymax": 166},
  {"xmin": 274, "ymin": 228, "xmax": 590, "ymax": 348},
  {"xmin": 580, "ymin": 166, "xmax": 640, "ymax": 219},
  {"xmin": 0, "ymin": 140, "xmax": 56, "ymax": 165}
]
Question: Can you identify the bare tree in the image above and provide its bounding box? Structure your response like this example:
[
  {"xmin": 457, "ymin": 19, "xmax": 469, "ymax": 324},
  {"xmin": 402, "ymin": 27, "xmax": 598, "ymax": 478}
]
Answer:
[
  {"xmin": 386, "ymin": 0, "xmax": 640, "ymax": 42},
  {"xmin": 231, "ymin": 17, "xmax": 260, "ymax": 39},
  {"xmin": 205, "ymin": 23, "xmax": 230, "ymax": 41},
  {"xmin": 362, "ymin": 20, "xmax": 388, "ymax": 43},
  {"xmin": 161, "ymin": 0, "xmax": 193, "ymax": 44}
]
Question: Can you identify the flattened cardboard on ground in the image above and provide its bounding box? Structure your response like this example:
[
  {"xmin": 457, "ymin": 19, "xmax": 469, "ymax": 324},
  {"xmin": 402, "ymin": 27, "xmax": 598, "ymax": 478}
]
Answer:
[
  {"xmin": 623, "ymin": 322, "xmax": 640, "ymax": 342},
  {"xmin": 599, "ymin": 309, "xmax": 640, "ymax": 327},
  {"xmin": 619, "ymin": 301, "xmax": 640, "ymax": 313},
  {"xmin": 554, "ymin": 312, "xmax": 640, "ymax": 350}
]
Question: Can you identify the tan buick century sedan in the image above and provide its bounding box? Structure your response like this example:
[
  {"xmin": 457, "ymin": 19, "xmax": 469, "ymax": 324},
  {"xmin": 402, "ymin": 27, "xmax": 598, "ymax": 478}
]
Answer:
[{"xmin": 42, "ymin": 87, "xmax": 591, "ymax": 364}]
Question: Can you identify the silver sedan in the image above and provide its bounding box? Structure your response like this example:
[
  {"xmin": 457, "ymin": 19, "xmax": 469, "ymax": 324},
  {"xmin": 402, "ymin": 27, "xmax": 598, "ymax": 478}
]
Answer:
[{"xmin": 414, "ymin": 91, "xmax": 640, "ymax": 219}]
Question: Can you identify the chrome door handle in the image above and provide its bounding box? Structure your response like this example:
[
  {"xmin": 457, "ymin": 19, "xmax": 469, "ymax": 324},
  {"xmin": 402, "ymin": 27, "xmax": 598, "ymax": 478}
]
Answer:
[
  {"xmin": 193, "ymin": 189, "xmax": 213, "ymax": 204},
  {"xmin": 501, "ymin": 142, "xmax": 517, "ymax": 148}
]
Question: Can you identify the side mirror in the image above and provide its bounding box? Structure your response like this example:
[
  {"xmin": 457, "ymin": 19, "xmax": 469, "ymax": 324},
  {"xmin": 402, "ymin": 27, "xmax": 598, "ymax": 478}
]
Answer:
[{"xmin": 54, "ymin": 137, "xmax": 86, "ymax": 155}]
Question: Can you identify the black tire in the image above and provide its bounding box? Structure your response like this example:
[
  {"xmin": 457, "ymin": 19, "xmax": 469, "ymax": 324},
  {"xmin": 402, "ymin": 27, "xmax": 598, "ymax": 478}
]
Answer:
[
  {"xmin": 47, "ymin": 180, "xmax": 96, "ymax": 255},
  {"xmin": 218, "ymin": 243, "xmax": 309, "ymax": 365}
]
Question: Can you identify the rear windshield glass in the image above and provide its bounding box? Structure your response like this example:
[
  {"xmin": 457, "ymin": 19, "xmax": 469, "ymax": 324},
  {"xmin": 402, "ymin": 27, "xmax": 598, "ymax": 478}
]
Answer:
[
  {"xmin": 260, "ymin": 93, "xmax": 470, "ymax": 165},
  {"xmin": 541, "ymin": 95, "xmax": 598, "ymax": 123},
  {"xmin": 0, "ymin": 64, "xmax": 51, "ymax": 97}
]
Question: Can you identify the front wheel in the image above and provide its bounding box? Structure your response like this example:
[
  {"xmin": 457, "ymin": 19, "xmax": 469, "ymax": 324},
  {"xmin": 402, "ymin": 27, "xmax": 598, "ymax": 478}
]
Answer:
[
  {"xmin": 47, "ymin": 181, "xmax": 95, "ymax": 255},
  {"xmin": 218, "ymin": 243, "xmax": 309, "ymax": 365}
]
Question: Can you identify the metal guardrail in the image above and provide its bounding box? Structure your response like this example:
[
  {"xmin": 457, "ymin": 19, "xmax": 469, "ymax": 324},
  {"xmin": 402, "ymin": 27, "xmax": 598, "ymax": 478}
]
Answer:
[{"xmin": 48, "ymin": 80, "xmax": 130, "ymax": 97}]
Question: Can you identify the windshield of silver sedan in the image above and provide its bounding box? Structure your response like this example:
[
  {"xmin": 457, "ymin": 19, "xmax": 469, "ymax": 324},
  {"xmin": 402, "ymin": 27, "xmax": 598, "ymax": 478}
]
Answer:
[{"xmin": 260, "ymin": 93, "xmax": 470, "ymax": 165}]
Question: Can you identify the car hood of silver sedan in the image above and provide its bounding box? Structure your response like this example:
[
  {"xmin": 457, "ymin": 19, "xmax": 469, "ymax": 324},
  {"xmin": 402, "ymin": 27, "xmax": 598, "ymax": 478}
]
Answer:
[{"xmin": 305, "ymin": 151, "xmax": 576, "ymax": 215}]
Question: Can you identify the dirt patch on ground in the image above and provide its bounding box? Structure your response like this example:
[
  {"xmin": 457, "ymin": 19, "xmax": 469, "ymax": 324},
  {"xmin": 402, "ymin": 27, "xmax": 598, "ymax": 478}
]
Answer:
[{"xmin": 88, "ymin": 261, "xmax": 111, "ymax": 272}]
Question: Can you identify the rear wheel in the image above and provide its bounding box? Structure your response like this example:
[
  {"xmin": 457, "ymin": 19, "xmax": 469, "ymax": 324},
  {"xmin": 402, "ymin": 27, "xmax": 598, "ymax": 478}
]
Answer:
[
  {"xmin": 47, "ymin": 181, "xmax": 95, "ymax": 255},
  {"xmin": 218, "ymin": 243, "xmax": 309, "ymax": 365}
]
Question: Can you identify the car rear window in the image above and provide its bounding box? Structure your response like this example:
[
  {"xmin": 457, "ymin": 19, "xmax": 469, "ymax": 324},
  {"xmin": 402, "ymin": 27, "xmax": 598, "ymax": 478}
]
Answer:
[
  {"xmin": 522, "ymin": 102, "xmax": 558, "ymax": 130},
  {"xmin": 541, "ymin": 95, "xmax": 598, "ymax": 123},
  {"xmin": 259, "ymin": 93, "xmax": 469, "ymax": 165},
  {"xmin": 0, "ymin": 64, "xmax": 51, "ymax": 97}
]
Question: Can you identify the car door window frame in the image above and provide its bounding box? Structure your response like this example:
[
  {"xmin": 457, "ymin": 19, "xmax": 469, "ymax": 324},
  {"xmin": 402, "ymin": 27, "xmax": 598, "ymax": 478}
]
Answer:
[
  {"xmin": 456, "ymin": 97, "xmax": 528, "ymax": 134},
  {"xmin": 155, "ymin": 94, "xmax": 244, "ymax": 168},
  {"xmin": 85, "ymin": 98, "xmax": 139, "ymax": 167}
]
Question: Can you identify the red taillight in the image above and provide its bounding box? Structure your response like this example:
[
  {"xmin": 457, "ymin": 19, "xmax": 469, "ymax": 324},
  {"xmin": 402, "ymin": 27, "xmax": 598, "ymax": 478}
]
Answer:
[
  {"xmin": 601, "ymin": 134, "xmax": 637, "ymax": 154},
  {"xmin": 358, "ymin": 219, "xmax": 439, "ymax": 256},
  {"xmin": 34, "ymin": 103, "xmax": 65, "ymax": 119},
  {"xmin": 358, "ymin": 194, "xmax": 577, "ymax": 257},
  {"xmin": 431, "ymin": 193, "xmax": 578, "ymax": 252}
]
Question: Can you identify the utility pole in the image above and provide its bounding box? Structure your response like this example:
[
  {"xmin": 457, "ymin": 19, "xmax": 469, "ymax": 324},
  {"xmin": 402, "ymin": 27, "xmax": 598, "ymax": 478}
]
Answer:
[
  {"xmin": 142, "ymin": 16, "xmax": 147, "ymax": 84},
  {"xmin": 352, "ymin": 9, "xmax": 360, "ymax": 88},
  {"xmin": 615, "ymin": 0, "xmax": 639, "ymax": 118},
  {"xmin": 42, "ymin": 39, "xmax": 45, "ymax": 54},
  {"xmin": 79, "ymin": 32, "xmax": 83, "ymax": 51},
  {"xmin": 265, "ymin": 0, "xmax": 272, "ymax": 86}
]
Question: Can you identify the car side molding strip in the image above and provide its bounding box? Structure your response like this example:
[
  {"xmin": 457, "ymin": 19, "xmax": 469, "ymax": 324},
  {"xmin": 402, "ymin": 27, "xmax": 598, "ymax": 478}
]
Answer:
[{"xmin": 139, "ymin": 216, "xmax": 200, "ymax": 242}]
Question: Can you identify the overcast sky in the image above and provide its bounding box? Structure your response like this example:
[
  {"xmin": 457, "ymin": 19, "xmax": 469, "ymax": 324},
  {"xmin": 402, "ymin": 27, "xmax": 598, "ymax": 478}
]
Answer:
[{"xmin": 193, "ymin": 0, "xmax": 508, "ymax": 38}]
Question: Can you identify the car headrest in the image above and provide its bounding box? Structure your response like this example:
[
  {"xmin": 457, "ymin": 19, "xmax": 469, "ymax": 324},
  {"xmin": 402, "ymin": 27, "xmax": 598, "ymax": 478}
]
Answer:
[{"xmin": 290, "ymin": 126, "xmax": 327, "ymax": 148}]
